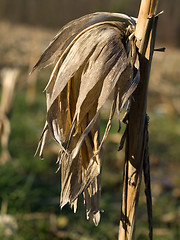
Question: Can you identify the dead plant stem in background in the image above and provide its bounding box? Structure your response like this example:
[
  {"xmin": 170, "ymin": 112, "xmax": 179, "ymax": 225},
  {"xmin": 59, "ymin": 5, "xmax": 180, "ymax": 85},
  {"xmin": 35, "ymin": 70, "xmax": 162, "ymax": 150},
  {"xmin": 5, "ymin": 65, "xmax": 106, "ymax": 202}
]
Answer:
[{"xmin": 119, "ymin": 0, "xmax": 159, "ymax": 239}]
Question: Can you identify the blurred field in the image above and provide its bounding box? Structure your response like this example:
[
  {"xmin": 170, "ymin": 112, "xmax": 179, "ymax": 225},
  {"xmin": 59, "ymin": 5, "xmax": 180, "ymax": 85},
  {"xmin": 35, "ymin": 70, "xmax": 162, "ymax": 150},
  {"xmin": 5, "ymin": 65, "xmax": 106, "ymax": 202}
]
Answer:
[
  {"xmin": 0, "ymin": 0, "xmax": 180, "ymax": 47},
  {"xmin": 0, "ymin": 6, "xmax": 180, "ymax": 240}
]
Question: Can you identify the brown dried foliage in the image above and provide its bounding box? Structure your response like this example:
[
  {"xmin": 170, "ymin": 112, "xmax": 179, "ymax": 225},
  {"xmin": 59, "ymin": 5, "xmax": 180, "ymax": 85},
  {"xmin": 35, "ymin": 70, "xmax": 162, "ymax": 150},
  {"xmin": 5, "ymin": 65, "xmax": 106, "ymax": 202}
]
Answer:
[{"xmin": 33, "ymin": 12, "xmax": 140, "ymax": 225}]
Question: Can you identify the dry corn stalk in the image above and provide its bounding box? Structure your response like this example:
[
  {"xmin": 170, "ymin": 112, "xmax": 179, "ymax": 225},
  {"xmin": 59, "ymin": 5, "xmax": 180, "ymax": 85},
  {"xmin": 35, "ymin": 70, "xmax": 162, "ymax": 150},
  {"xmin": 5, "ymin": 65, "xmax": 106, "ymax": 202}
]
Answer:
[
  {"xmin": 33, "ymin": 0, "xmax": 160, "ymax": 237},
  {"xmin": 119, "ymin": 0, "xmax": 159, "ymax": 239}
]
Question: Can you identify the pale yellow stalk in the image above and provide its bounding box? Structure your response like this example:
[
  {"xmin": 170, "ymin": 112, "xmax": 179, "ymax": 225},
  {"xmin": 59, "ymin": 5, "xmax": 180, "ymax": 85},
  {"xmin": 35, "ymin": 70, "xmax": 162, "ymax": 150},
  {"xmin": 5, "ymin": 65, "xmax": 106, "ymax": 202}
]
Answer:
[{"xmin": 118, "ymin": 0, "xmax": 159, "ymax": 239}]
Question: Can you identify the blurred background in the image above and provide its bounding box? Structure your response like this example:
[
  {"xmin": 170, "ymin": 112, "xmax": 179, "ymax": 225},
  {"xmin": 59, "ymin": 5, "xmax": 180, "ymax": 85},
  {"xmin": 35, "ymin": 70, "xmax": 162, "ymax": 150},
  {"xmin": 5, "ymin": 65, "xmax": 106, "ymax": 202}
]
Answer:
[{"xmin": 0, "ymin": 0, "xmax": 179, "ymax": 239}]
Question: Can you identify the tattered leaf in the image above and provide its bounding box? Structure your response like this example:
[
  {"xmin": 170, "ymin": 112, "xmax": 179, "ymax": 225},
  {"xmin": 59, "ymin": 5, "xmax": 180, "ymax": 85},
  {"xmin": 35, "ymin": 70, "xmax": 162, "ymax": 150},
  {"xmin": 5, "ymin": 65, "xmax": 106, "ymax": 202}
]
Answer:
[{"xmin": 33, "ymin": 12, "xmax": 139, "ymax": 226}]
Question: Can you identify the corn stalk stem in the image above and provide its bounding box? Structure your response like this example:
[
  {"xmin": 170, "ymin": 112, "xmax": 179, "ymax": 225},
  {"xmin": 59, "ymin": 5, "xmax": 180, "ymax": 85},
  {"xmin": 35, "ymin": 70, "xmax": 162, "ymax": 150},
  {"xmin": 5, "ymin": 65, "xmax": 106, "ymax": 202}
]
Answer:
[{"xmin": 118, "ymin": 0, "xmax": 159, "ymax": 239}]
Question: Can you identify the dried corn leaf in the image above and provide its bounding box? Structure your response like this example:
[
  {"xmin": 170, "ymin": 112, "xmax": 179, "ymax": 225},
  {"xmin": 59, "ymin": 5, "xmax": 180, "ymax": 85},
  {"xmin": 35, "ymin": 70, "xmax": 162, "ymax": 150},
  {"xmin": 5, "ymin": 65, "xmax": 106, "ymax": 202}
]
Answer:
[
  {"xmin": 33, "ymin": 12, "xmax": 139, "ymax": 225},
  {"xmin": 32, "ymin": 12, "xmax": 136, "ymax": 72}
]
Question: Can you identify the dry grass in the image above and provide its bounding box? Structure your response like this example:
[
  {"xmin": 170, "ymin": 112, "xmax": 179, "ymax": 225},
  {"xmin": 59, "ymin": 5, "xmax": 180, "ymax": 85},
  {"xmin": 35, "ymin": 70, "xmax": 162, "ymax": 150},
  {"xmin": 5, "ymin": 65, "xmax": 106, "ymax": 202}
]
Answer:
[{"xmin": 0, "ymin": 21, "xmax": 54, "ymax": 68}]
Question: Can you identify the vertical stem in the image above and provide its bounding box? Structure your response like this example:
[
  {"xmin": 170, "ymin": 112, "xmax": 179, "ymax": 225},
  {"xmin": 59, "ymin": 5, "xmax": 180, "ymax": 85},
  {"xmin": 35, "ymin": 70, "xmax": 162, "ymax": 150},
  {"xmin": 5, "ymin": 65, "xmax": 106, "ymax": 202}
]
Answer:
[
  {"xmin": 118, "ymin": 0, "xmax": 159, "ymax": 239},
  {"xmin": 135, "ymin": 0, "xmax": 151, "ymax": 44}
]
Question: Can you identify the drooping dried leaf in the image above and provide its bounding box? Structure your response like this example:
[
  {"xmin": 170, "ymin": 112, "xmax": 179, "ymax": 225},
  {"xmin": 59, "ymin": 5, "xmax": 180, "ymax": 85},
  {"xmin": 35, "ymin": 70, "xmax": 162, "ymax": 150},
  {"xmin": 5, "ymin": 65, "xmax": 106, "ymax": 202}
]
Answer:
[
  {"xmin": 34, "ymin": 12, "xmax": 139, "ymax": 225},
  {"xmin": 32, "ymin": 12, "xmax": 136, "ymax": 72}
]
